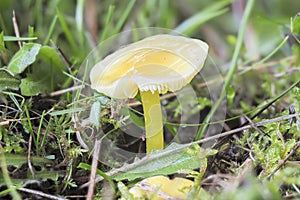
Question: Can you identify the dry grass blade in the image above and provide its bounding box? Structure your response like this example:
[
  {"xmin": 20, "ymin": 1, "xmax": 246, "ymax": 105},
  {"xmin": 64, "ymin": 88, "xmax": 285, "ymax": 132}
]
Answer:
[
  {"xmin": 84, "ymin": 0, "xmax": 98, "ymax": 45},
  {"xmin": 86, "ymin": 141, "xmax": 101, "ymax": 200},
  {"xmin": 17, "ymin": 188, "xmax": 67, "ymax": 200},
  {"xmin": 12, "ymin": 10, "xmax": 21, "ymax": 48},
  {"xmin": 27, "ymin": 135, "xmax": 35, "ymax": 179}
]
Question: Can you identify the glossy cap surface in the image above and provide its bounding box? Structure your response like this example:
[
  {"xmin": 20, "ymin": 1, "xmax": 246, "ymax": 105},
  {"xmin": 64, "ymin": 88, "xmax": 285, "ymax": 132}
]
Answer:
[{"xmin": 90, "ymin": 34, "xmax": 208, "ymax": 99}]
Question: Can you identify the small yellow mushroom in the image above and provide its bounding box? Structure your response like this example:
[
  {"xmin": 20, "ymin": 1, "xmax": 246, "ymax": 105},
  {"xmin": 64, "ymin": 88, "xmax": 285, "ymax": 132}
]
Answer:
[
  {"xmin": 127, "ymin": 175, "xmax": 194, "ymax": 200},
  {"xmin": 90, "ymin": 34, "xmax": 208, "ymax": 154}
]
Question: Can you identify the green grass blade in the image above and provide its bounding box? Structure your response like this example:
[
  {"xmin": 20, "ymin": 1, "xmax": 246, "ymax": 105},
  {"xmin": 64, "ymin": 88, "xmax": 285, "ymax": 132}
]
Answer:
[
  {"xmin": 239, "ymin": 36, "xmax": 289, "ymax": 75},
  {"xmin": 75, "ymin": 0, "xmax": 85, "ymax": 46},
  {"xmin": 36, "ymin": 110, "xmax": 46, "ymax": 155},
  {"xmin": 3, "ymin": 36, "xmax": 38, "ymax": 42},
  {"xmin": 174, "ymin": 0, "xmax": 231, "ymax": 36},
  {"xmin": 114, "ymin": 0, "xmax": 136, "ymax": 34},
  {"xmin": 8, "ymin": 93, "xmax": 22, "ymax": 111},
  {"xmin": 56, "ymin": 8, "xmax": 80, "ymax": 56},
  {"xmin": 174, "ymin": 8, "xmax": 228, "ymax": 36},
  {"xmin": 43, "ymin": 15, "xmax": 58, "ymax": 45},
  {"xmin": 49, "ymin": 107, "xmax": 86, "ymax": 116},
  {"xmin": 196, "ymin": 0, "xmax": 256, "ymax": 140},
  {"xmin": 99, "ymin": 5, "xmax": 115, "ymax": 43}
]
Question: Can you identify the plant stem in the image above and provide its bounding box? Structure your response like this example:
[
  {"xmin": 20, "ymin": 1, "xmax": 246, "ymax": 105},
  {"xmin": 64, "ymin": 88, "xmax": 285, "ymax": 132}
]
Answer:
[{"xmin": 140, "ymin": 90, "xmax": 164, "ymax": 154}]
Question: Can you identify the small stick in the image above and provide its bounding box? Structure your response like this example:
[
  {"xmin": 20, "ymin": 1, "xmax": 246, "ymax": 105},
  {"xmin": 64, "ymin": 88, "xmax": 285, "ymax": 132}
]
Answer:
[
  {"xmin": 64, "ymin": 194, "xmax": 103, "ymax": 199},
  {"xmin": 243, "ymin": 114, "xmax": 265, "ymax": 135},
  {"xmin": 17, "ymin": 188, "xmax": 67, "ymax": 200},
  {"xmin": 86, "ymin": 141, "xmax": 101, "ymax": 200},
  {"xmin": 292, "ymin": 184, "xmax": 300, "ymax": 194},
  {"xmin": 12, "ymin": 10, "xmax": 22, "ymax": 48},
  {"xmin": 49, "ymin": 85, "xmax": 85, "ymax": 97},
  {"xmin": 27, "ymin": 135, "xmax": 35, "ymax": 179},
  {"xmin": 55, "ymin": 45, "xmax": 73, "ymax": 70},
  {"xmin": 0, "ymin": 120, "xmax": 10, "ymax": 126}
]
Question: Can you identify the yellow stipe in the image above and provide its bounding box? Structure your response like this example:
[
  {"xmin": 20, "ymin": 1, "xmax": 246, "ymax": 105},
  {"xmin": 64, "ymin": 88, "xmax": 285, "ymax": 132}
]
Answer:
[{"xmin": 140, "ymin": 90, "xmax": 164, "ymax": 154}]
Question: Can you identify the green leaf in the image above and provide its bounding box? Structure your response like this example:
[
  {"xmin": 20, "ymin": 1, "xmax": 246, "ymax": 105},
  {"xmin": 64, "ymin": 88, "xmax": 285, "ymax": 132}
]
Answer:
[
  {"xmin": 0, "ymin": 153, "xmax": 53, "ymax": 168},
  {"xmin": 118, "ymin": 182, "xmax": 135, "ymax": 200},
  {"xmin": 7, "ymin": 43, "xmax": 41, "ymax": 74},
  {"xmin": 292, "ymin": 14, "xmax": 300, "ymax": 34},
  {"xmin": 20, "ymin": 74, "xmax": 49, "ymax": 96},
  {"xmin": 197, "ymin": 97, "xmax": 212, "ymax": 111},
  {"xmin": 227, "ymin": 85, "xmax": 236, "ymax": 109},
  {"xmin": 89, "ymin": 101, "xmax": 101, "ymax": 127},
  {"xmin": 129, "ymin": 110, "xmax": 144, "ymax": 127},
  {"xmin": 49, "ymin": 107, "xmax": 86, "ymax": 116},
  {"xmin": 0, "ymin": 169, "xmax": 64, "ymax": 186},
  {"xmin": 0, "ymin": 188, "xmax": 13, "ymax": 196},
  {"xmin": 0, "ymin": 69, "xmax": 20, "ymax": 90},
  {"xmin": 20, "ymin": 45, "xmax": 66, "ymax": 96},
  {"xmin": 110, "ymin": 143, "xmax": 215, "ymax": 181},
  {"xmin": 0, "ymin": 32, "xmax": 5, "ymax": 51},
  {"xmin": 37, "ymin": 46, "xmax": 65, "ymax": 71},
  {"xmin": 0, "ymin": 32, "xmax": 8, "ymax": 66},
  {"xmin": 77, "ymin": 162, "xmax": 114, "ymax": 184}
]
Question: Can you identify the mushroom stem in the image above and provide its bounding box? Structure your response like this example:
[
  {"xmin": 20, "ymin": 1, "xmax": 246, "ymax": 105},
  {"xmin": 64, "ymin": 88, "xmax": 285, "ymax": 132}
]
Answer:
[{"xmin": 140, "ymin": 90, "xmax": 164, "ymax": 154}]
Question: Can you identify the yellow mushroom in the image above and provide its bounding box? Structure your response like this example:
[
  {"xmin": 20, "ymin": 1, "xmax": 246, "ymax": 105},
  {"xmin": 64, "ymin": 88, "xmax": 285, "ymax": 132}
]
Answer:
[
  {"xmin": 127, "ymin": 175, "xmax": 194, "ymax": 200},
  {"xmin": 90, "ymin": 34, "xmax": 208, "ymax": 154}
]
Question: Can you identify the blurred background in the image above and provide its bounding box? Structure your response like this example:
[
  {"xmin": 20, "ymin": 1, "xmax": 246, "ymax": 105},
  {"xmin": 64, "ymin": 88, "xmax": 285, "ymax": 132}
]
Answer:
[{"xmin": 1, "ymin": 0, "xmax": 299, "ymax": 65}]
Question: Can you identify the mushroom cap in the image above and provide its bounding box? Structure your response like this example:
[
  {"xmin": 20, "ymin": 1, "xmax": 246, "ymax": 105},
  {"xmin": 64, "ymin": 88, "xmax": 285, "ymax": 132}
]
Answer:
[
  {"xmin": 90, "ymin": 34, "xmax": 208, "ymax": 99},
  {"xmin": 128, "ymin": 175, "xmax": 194, "ymax": 199}
]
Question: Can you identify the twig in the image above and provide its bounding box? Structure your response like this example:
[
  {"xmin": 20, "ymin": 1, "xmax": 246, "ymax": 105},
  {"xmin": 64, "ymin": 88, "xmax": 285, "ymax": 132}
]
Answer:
[
  {"xmin": 243, "ymin": 114, "xmax": 264, "ymax": 135},
  {"xmin": 86, "ymin": 140, "xmax": 101, "ymax": 200},
  {"xmin": 55, "ymin": 45, "xmax": 73, "ymax": 70},
  {"xmin": 0, "ymin": 120, "xmax": 10, "ymax": 126},
  {"xmin": 267, "ymin": 141, "xmax": 300, "ymax": 179},
  {"xmin": 284, "ymin": 193, "xmax": 300, "ymax": 199},
  {"xmin": 0, "ymin": 117, "xmax": 42, "ymax": 127},
  {"xmin": 17, "ymin": 188, "xmax": 67, "ymax": 200},
  {"xmin": 27, "ymin": 135, "xmax": 35, "ymax": 179},
  {"xmin": 49, "ymin": 85, "xmax": 85, "ymax": 97},
  {"xmin": 292, "ymin": 184, "xmax": 300, "ymax": 194},
  {"xmin": 65, "ymin": 194, "xmax": 103, "ymax": 199},
  {"xmin": 12, "ymin": 10, "xmax": 22, "ymax": 48},
  {"xmin": 80, "ymin": 113, "xmax": 299, "ymax": 187}
]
